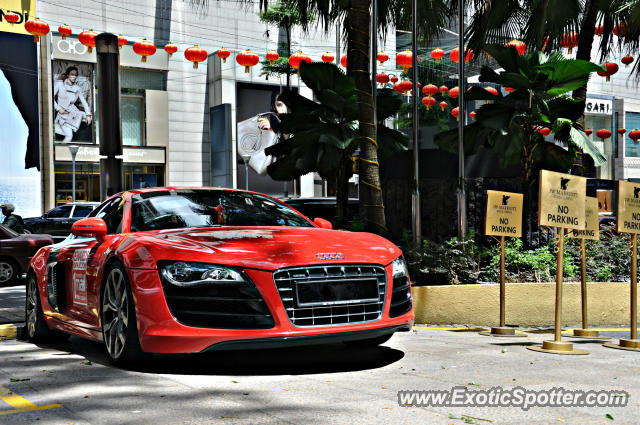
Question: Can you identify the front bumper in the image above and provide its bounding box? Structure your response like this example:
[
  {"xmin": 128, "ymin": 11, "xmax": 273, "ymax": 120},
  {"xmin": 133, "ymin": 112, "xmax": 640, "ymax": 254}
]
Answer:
[{"xmin": 128, "ymin": 266, "xmax": 414, "ymax": 353}]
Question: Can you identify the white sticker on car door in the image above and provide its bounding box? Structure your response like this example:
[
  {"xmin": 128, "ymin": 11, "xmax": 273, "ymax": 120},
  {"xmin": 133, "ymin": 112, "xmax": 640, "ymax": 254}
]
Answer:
[{"xmin": 72, "ymin": 248, "xmax": 91, "ymax": 306}]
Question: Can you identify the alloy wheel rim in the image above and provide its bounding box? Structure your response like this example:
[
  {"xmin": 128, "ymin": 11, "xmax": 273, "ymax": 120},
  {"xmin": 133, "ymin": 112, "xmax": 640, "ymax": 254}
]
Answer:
[
  {"xmin": 102, "ymin": 268, "xmax": 128, "ymax": 359},
  {"xmin": 0, "ymin": 262, "xmax": 13, "ymax": 283},
  {"xmin": 26, "ymin": 276, "xmax": 38, "ymax": 337}
]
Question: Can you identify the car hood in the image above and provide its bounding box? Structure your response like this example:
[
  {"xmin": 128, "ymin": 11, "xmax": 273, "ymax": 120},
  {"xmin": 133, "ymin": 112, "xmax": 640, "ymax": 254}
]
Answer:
[{"xmin": 123, "ymin": 227, "xmax": 402, "ymax": 271}]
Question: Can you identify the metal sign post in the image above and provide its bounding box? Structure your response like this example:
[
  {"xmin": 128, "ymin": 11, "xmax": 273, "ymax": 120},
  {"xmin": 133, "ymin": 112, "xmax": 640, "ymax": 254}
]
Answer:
[
  {"xmin": 604, "ymin": 181, "xmax": 640, "ymax": 352},
  {"xmin": 480, "ymin": 190, "xmax": 525, "ymax": 337},
  {"xmin": 568, "ymin": 197, "xmax": 609, "ymax": 340},
  {"xmin": 528, "ymin": 170, "xmax": 589, "ymax": 355}
]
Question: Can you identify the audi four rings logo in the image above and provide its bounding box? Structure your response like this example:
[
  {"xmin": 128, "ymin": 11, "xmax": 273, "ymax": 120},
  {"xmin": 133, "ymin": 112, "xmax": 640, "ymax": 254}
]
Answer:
[{"xmin": 315, "ymin": 252, "xmax": 345, "ymax": 260}]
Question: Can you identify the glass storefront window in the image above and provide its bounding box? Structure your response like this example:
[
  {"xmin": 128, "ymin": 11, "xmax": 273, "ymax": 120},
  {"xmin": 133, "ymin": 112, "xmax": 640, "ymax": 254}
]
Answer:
[
  {"xmin": 625, "ymin": 112, "xmax": 640, "ymax": 157},
  {"xmin": 584, "ymin": 113, "xmax": 613, "ymax": 179},
  {"xmin": 122, "ymin": 95, "xmax": 144, "ymax": 146}
]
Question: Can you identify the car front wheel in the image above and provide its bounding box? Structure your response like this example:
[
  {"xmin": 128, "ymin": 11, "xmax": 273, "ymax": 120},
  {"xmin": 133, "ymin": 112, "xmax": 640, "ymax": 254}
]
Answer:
[
  {"xmin": 101, "ymin": 262, "xmax": 145, "ymax": 366},
  {"xmin": 0, "ymin": 258, "xmax": 19, "ymax": 285}
]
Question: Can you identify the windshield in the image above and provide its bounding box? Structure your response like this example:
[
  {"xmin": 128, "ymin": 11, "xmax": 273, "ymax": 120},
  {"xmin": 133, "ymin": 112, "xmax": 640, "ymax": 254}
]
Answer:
[{"xmin": 131, "ymin": 190, "xmax": 313, "ymax": 232}]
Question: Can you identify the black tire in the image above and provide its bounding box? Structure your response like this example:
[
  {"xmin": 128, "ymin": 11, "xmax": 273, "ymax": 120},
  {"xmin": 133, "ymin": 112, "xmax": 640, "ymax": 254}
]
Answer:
[
  {"xmin": 0, "ymin": 257, "xmax": 19, "ymax": 285},
  {"xmin": 343, "ymin": 333, "xmax": 394, "ymax": 348},
  {"xmin": 101, "ymin": 262, "xmax": 145, "ymax": 366},
  {"xmin": 25, "ymin": 272, "xmax": 69, "ymax": 342}
]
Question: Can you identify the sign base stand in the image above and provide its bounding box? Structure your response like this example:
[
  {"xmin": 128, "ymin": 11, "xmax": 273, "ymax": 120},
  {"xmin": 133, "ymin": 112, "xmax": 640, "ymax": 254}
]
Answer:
[
  {"xmin": 570, "ymin": 328, "xmax": 611, "ymax": 340},
  {"xmin": 603, "ymin": 339, "xmax": 640, "ymax": 352},
  {"xmin": 479, "ymin": 327, "xmax": 527, "ymax": 337},
  {"xmin": 527, "ymin": 340, "xmax": 589, "ymax": 355}
]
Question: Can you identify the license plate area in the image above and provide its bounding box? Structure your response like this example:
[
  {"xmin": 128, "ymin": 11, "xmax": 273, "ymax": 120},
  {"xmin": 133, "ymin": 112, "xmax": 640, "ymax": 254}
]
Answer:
[{"xmin": 294, "ymin": 278, "xmax": 380, "ymax": 308}]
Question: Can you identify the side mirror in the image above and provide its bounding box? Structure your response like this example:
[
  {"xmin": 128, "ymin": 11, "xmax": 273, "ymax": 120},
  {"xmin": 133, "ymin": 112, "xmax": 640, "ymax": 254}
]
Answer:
[
  {"xmin": 72, "ymin": 217, "xmax": 107, "ymax": 242},
  {"xmin": 313, "ymin": 217, "xmax": 333, "ymax": 229}
]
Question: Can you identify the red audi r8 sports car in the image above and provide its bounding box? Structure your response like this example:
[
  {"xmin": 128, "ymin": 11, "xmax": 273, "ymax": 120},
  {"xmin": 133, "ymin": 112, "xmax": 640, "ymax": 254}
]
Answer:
[{"xmin": 26, "ymin": 187, "xmax": 413, "ymax": 365}]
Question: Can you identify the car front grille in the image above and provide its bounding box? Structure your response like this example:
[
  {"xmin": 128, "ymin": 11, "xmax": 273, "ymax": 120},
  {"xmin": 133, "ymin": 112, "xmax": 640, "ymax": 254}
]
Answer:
[
  {"xmin": 273, "ymin": 264, "xmax": 386, "ymax": 327},
  {"xmin": 160, "ymin": 277, "xmax": 275, "ymax": 329}
]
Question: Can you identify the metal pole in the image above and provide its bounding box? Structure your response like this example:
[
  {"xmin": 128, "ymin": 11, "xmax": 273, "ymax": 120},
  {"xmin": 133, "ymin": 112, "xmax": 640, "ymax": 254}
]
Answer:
[
  {"xmin": 69, "ymin": 145, "xmax": 79, "ymax": 203},
  {"xmin": 500, "ymin": 236, "xmax": 505, "ymax": 327},
  {"xmin": 632, "ymin": 234, "xmax": 638, "ymax": 341},
  {"xmin": 581, "ymin": 238, "xmax": 588, "ymax": 330},
  {"xmin": 555, "ymin": 229, "xmax": 564, "ymax": 342},
  {"xmin": 457, "ymin": 0, "xmax": 466, "ymax": 241},
  {"xmin": 371, "ymin": 0, "xmax": 377, "ymax": 142},
  {"xmin": 244, "ymin": 159, "xmax": 249, "ymax": 190},
  {"xmin": 411, "ymin": 0, "xmax": 421, "ymax": 245}
]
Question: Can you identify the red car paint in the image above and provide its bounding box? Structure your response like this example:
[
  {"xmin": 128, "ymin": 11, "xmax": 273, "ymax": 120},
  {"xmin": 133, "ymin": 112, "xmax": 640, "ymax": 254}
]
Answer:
[{"xmin": 29, "ymin": 188, "xmax": 413, "ymax": 353}]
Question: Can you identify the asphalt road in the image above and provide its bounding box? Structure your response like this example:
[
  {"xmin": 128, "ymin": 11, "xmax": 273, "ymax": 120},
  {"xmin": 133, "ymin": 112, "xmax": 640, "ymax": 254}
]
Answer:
[{"xmin": 0, "ymin": 325, "xmax": 639, "ymax": 425}]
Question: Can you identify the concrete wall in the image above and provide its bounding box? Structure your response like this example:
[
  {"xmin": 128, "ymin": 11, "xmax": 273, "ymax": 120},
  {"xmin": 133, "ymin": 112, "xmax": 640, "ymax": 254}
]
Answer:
[{"xmin": 412, "ymin": 282, "xmax": 634, "ymax": 327}]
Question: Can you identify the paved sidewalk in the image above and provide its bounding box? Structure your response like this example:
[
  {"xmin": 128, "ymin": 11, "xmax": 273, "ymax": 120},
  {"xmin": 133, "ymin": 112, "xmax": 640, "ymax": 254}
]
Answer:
[{"xmin": 0, "ymin": 283, "xmax": 25, "ymax": 324}]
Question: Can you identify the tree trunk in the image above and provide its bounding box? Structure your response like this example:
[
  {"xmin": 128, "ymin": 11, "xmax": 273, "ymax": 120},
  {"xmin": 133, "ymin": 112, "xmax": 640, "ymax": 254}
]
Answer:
[
  {"xmin": 335, "ymin": 157, "xmax": 350, "ymax": 229},
  {"xmin": 348, "ymin": 0, "xmax": 386, "ymax": 233},
  {"xmin": 571, "ymin": 0, "xmax": 598, "ymax": 177}
]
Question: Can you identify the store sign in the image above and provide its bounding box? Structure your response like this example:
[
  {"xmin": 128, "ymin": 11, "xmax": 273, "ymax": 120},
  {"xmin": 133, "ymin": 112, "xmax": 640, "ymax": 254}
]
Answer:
[
  {"xmin": 55, "ymin": 144, "xmax": 165, "ymax": 164},
  {"xmin": 538, "ymin": 170, "xmax": 586, "ymax": 230},
  {"xmin": 617, "ymin": 181, "xmax": 640, "ymax": 234},
  {"xmin": 0, "ymin": 1, "xmax": 36, "ymax": 35},
  {"xmin": 51, "ymin": 35, "xmax": 169, "ymax": 70},
  {"xmin": 568, "ymin": 197, "xmax": 599, "ymax": 240},
  {"xmin": 585, "ymin": 99, "xmax": 612, "ymax": 115},
  {"xmin": 485, "ymin": 190, "xmax": 523, "ymax": 237}
]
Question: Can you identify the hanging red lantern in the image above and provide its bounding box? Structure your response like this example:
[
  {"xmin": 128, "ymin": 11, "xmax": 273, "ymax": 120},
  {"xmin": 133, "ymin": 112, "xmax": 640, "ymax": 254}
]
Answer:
[
  {"xmin": 597, "ymin": 62, "xmax": 619, "ymax": 81},
  {"xmin": 430, "ymin": 48, "xmax": 445, "ymax": 63},
  {"xmin": 118, "ymin": 34, "xmax": 127, "ymax": 49},
  {"xmin": 289, "ymin": 51, "xmax": 312, "ymax": 74},
  {"xmin": 217, "ymin": 47, "xmax": 230, "ymax": 63},
  {"xmin": 377, "ymin": 51, "xmax": 389, "ymax": 64},
  {"xmin": 439, "ymin": 101, "xmax": 448, "ymax": 111},
  {"xmin": 164, "ymin": 42, "xmax": 178, "ymax": 57},
  {"xmin": 622, "ymin": 56, "xmax": 634, "ymax": 67},
  {"xmin": 450, "ymin": 47, "xmax": 474, "ymax": 63},
  {"xmin": 25, "ymin": 17, "xmax": 50, "ymax": 43},
  {"xmin": 185, "ymin": 45, "xmax": 208, "ymax": 69},
  {"xmin": 394, "ymin": 80, "xmax": 413, "ymax": 94},
  {"xmin": 504, "ymin": 87, "xmax": 514, "ymax": 93},
  {"xmin": 594, "ymin": 25, "xmax": 604, "ymax": 37},
  {"xmin": 4, "ymin": 11, "xmax": 20, "ymax": 25},
  {"xmin": 469, "ymin": 111, "xmax": 476, "ymax": 121},
  {"xmin": 560, "ymin": 32, "xmax": 579, "ymax": 54},
  {"xmin": 451, "ymin": 107, "xmax": 460, "ymax": 121},
  {"xmin": 585, "ymin": 129, "xmax": 593, "ymax": 136},
  {"xmin": 390, "ymin": 75, "xmax": 399, "ymax": 84},
  {"xmin": 485, "ymin": 86, "xmax": 498, "ymax": 103},
  {"xmin": 422, "ymin": 96, "xmax": 436, "ymax": 110},
  {"xmin": 448, "ymin": 87, "xmax": 459, "ymax": 99},
  {"xmin": 596, "ymin": 128, "xmax": 612, "ymax": 142},
  {"xmin": 538, "ymin": 127, "xmax": 551, "ymax": 137},
  {"xmin": 340, "ymin": 54, "xmax": 347, "ymax": 68},
  {"xmin": 265, "ymin": 50, "xmax": 279, "ymax": 64},
  {"xmin": 618, "ymin": 128, "xmax": 627, "ymax": 136},
  {"xmin": 505, "ymin": 39, "xmax": 526, "ymax": 55},
  {"xmin": 58, "ymin": 24, "xmax": 72, "ymax": 40},
  {"xmin": 376, "ymin": 73, "xmax": 390, "ymax": 86},
  {"xmin": 422, "ymin": 84, "xmax": 438, "ymax": 98},
  {"xmin": 439, "ymin": 85, "xmax": 448, "ymax": 96},
  {"xmin": 321, "ymin": 52, "xmax": 335, "ymax": 63},
  {"xmin": 236, "ymin": 50, "xmax": 260, "ymax": 73},
  {"xmin": 79, "ymin": 29, "xmax": 98, "ymax": 53},
  {"xmin": 396, "ymin": 50, "xmax": 414, "ymax": 74},
  {"xmin": 629, "ymin": 129, "xmax": 640, "ymax": 144},
  {"xmin": 133, "ymin": 39, "xmax": 156, "ymax": 63},
  {"xmin": 614, "ymin": 22, "xmax": 629, "ymax": 38}
]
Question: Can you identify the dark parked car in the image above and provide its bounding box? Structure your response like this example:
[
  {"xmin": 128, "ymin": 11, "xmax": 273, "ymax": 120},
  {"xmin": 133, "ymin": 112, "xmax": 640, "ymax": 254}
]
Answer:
[
  {"xmin": 0, "ymin": 224, "xmax": 53, "ymax": 284},
  {"xmin": 23, "ymin": 202, "xmax": 99, "ymax": 241},
  {"xmin": 284, "ymin": 197, "xmax": 359, "ymax": 227}
]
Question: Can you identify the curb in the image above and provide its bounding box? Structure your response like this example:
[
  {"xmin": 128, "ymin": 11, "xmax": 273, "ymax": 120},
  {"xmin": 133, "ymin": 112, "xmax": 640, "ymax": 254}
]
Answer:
[{"xmin": 0, "ymin": 323, "xmax": 25, "ymax": 341}]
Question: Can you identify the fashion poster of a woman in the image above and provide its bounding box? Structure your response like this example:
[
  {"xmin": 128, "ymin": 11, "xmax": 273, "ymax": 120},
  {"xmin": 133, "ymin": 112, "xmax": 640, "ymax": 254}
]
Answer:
[{"xmin": 52, "ymin": 61, "xmax": 94, "ymax": 143}]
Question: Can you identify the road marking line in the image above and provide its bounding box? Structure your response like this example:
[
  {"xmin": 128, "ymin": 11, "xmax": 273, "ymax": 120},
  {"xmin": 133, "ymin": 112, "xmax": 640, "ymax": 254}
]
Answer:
[
  {"xmin": 0, "ymin": 386, "xmax": 61, "ymax": 415},
  {"xmin": 413, "ymin": 326, "xmax": 640, "ymax": 332},
  {"xmin": 0, "ymin": 325, "xmax": 17, "ymax": 340}
]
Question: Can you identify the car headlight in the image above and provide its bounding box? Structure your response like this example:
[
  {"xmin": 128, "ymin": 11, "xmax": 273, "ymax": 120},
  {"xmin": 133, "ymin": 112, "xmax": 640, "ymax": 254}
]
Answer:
[
  {"xmin": 160, "ymin": 261, "xmax": 246, "ymax": 287},
  {"xmin": 392, "ymin": 256, "xmax": 409, "ymax": 279}
]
